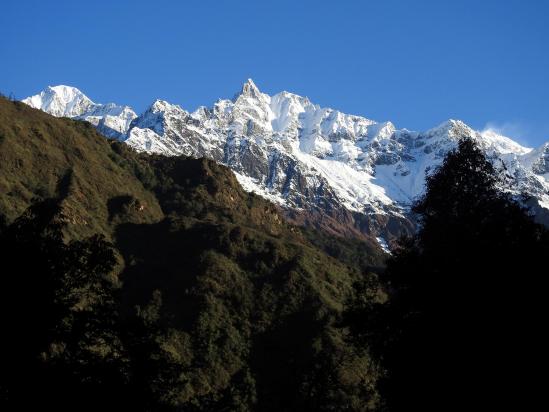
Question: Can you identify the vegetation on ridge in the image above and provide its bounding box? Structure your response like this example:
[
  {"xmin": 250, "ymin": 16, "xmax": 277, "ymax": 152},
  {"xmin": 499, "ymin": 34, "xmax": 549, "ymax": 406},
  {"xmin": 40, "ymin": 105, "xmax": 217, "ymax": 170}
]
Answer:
[
  {"xmin": 0, "ymin": 97, "xmax": 386, "ymax": 411},
  {"xmin": 3, "ymin": 97, "xmax": 545, "ymax": 411}
]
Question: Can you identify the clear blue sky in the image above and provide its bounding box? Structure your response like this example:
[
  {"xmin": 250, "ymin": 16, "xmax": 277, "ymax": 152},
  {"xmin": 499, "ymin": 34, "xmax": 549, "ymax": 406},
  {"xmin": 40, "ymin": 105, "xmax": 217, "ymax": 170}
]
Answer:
[{"xmin": 1, "ymin": 0, "xmax": 548, "ymax": 146}]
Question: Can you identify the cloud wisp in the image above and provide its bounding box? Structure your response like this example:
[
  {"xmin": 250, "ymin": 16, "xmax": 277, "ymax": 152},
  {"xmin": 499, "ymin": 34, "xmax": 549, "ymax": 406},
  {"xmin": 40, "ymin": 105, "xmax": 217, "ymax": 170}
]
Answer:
[{"xmin": 481, "ymin": 121, "xmax": 535, "ymax": 148}]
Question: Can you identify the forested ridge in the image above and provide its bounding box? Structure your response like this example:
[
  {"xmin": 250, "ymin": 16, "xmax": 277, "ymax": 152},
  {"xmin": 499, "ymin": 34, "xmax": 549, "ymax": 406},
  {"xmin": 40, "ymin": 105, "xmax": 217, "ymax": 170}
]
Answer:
[
  {"xmin": 0, "ymin": 97, "xmax": 386, "ymax": 410},
  {"xmin": 1, "ymin": 97, "xmax": 547, "ymax": 411}
]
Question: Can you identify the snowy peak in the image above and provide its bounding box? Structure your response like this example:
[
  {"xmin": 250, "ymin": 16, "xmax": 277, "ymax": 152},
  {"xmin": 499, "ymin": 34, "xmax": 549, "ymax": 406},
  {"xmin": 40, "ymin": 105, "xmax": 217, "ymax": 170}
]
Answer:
[
  {"xmin": 23, "ymin": 85, "xmax": 94, "ymax": 118},
  {"xmin": 237, "ymin": 78, "xmax": 262, "ymax": 100},
  {"xmin": 21, "ymin": 81, "xmax": 549, "ymax": 238},
  {"xmin": 23, "ymin": 85, "xmax": 137, "ymax": 138},
  {"xmin": 130, "ymin": 99, "xmax": 189, "ymax": 136},
  {"xmin": 269, "ymin": 91, "xmax": 313, "ymax": 134},
  {"xmin": 423, "ymin": 119, "xmax": 474, "ymax": 141},
  {"xmin": 480, "ymin": 129, "xmax": 532, "ymax": 155},
  {"xmin": 149, "ymin": 99, "xmax": 183, "ymax": 113}
]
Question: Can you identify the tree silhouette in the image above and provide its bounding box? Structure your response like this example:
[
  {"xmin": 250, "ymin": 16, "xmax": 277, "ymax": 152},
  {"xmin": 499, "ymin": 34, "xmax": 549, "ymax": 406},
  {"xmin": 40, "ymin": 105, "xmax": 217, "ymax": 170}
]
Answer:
[
  {"xmin": 347, "ymin": 138, "xmax": 549, "ymax": 411},
  {"xmin": 0, "ymin": 199, "xmax": 127, "ymax": 410},
  {"xmin": 0, "ymin": 200, "xmax": 193, "ymax": 411}
]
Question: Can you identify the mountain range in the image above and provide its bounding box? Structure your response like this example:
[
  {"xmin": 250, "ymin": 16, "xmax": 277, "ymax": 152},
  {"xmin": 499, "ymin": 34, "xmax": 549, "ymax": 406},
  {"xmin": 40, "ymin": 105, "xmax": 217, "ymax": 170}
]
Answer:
[{"xmin": 22, "ymin": 80, "xmax": 549, "ymax": 246}]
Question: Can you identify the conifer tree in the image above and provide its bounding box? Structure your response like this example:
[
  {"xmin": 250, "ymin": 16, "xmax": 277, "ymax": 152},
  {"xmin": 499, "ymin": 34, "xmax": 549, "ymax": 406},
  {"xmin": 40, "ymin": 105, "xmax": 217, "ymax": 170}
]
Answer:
[{"xmin": 348, "ymin": 138, "xmax": 549, "ymax": 411}]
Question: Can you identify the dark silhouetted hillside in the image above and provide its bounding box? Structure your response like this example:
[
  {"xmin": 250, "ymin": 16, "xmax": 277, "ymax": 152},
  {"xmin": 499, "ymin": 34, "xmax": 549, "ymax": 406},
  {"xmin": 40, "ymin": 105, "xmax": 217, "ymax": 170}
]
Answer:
[{"xmin": 0, "ymin": 96, "xmax": 386, "ymax": 411}]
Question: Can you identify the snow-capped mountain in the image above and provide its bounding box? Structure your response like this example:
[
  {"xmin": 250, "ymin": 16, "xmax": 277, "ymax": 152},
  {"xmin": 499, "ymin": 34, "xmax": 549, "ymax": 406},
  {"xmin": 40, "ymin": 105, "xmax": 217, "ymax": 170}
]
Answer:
[
  {"xmin": 23, "ymin": 85, "xmax": 137, "ymax": 139},
  {"xmin": 22, "ymin": 80, "xmax": 549, "ymax": 242}
]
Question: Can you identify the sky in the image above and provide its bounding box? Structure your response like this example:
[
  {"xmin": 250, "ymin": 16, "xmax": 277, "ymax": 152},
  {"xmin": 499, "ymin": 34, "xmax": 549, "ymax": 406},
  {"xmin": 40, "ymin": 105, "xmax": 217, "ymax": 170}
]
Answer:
[{"xmin": 1, "ymin": 0, "xmax": 548, "ymax": 146}]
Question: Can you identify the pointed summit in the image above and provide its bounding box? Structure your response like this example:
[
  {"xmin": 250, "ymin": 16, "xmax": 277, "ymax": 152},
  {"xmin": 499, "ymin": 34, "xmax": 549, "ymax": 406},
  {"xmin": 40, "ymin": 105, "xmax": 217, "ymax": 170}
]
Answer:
[
  {"xmin": 238, "ymin": 78, "xmax": 261, "ymax": 99},
  {"xmin": 149, "ymin": 99, "xmax": 179, "ymax": 112}
]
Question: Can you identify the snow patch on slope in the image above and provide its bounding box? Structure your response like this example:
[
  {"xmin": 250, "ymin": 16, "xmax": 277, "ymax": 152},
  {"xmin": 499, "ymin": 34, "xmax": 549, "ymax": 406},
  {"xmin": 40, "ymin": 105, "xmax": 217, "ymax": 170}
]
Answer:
[{"xmin": 376, "ymin": 237, "xmax": 391, "ymax": 254}]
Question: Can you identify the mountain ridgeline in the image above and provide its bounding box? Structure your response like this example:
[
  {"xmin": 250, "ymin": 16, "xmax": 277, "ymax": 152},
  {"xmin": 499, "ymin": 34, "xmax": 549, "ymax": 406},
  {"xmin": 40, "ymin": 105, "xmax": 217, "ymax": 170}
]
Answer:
[
  {"xmin": 2, "ymin": 94, "xmax": 548, "ymax": 411},
  {"xmin": 22, "ymin": 81, "xmax": 549, "ymax": 242},
  {"xmin": 0, "ymin": 96, "xmax": 386, "ymax": 410}
]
